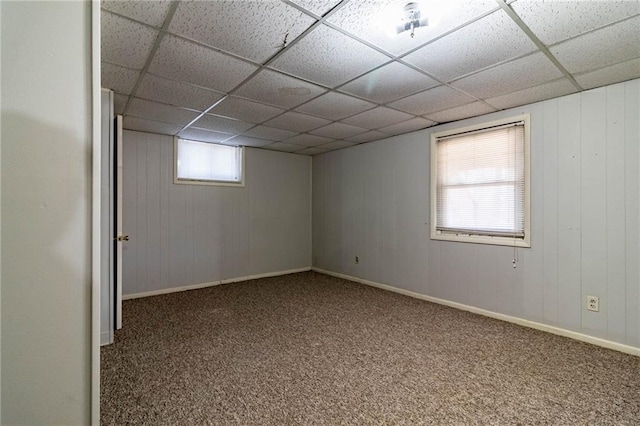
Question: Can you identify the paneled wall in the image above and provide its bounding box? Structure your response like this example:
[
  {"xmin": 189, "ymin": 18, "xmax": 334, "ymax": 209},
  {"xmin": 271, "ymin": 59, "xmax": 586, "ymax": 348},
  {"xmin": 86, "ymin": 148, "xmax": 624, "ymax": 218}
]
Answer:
[
  {"xmin": 122, "ymin": 131, "xmax": 311, "ymax": 296},
  {"xmin": 313, "ymin": 79, "xmax": 640, "ymax": 348}
]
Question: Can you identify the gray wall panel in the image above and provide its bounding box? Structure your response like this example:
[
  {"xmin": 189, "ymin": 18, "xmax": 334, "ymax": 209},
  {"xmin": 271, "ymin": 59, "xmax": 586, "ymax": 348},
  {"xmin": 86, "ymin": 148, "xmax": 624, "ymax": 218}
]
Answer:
[
  {"xmin": 312, "ymin": 79, "xmax": 640, "ymax": 348},
  {"xmin": 522, "ymin": 103, "xmax": 545, "ymax": 322},
  {"xmin": 122, "ymin": 132, "xmax": 312, "ymax": 296},
  {"xmin": 604, "ymin": 83, "xmax": 627, "ymax": 343},
  {"xmin": 624, "ymin": 80, "xmax": 640, "ymax": 347},
  {"xmin": 135, "ymin": 133, "xmax": 149, "ymax": 293},
  {"xmin": 542, "ymin": 98, "xmax": 560, "ymax": 325},
  {"xmin": 145, "ymin": 136, "xmax": 162, "ymax": 292},
  {"xmin": 556, "ymin": 94, "xmax": 583, "ymax": 332},
  {"xmin": 247, "ymin": 150, "xmax": 311, "ymax": 274},
  {"xmin": 122, "ymin": 130, "xmax": 138, "ymax": 293},
  {"xmin": 581, "ymin": 89, "xmax": 608, "ymax": 337}
]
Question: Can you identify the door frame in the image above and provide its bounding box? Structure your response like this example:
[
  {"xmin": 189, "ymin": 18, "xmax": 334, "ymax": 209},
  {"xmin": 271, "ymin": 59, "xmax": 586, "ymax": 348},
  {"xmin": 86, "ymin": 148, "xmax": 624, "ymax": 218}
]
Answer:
[{"xmin": 91, "ymin": 0, "xmax": 102, "ymax": 423}]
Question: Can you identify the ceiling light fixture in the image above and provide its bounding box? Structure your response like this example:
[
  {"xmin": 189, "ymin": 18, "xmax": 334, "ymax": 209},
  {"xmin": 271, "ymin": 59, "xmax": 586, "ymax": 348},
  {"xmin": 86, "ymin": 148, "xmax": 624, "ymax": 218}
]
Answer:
[
  {"xmin": 378, "ymin": 1, "xmax": 431, "ymax": 39},
  {"xmin": 395, "ymin": 2, "xmax": 428, "ymax": 38}
]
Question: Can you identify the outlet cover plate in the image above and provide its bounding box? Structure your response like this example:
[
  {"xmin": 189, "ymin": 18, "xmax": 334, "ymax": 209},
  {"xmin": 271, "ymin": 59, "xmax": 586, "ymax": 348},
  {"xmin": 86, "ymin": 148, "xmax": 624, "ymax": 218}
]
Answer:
[{"xmin": 586, "ymin": 295, "xmax": 599, "ymax": 312}]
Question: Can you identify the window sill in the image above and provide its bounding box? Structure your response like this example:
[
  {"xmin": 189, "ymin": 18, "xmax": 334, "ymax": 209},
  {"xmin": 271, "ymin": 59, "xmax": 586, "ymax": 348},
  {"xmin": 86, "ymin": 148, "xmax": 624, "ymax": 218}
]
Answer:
[
  {"xmin": 173, "ymin": 178, "xmax": 245, "ymax": 187},
  {"xmin": 431, "ymin": 232, "xmax": 530, "ymax": 248}
]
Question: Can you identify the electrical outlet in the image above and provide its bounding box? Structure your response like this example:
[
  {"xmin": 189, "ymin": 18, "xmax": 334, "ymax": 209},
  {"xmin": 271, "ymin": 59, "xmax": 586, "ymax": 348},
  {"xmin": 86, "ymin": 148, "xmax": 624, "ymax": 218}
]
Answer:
[
  {"xmin": 355, "ymin": 256, "xmax": 359, "ymax": 264},
  {"xmin": 586, "ymin": 295, "xmax": 599, "ymax": 312}
]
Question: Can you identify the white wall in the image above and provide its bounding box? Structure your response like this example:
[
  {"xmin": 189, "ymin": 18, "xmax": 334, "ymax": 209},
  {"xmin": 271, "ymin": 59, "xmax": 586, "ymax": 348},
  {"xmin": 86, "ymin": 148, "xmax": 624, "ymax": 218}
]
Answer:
[
  {"xmin": 313, "ymin": 79, "xmax": 640, "ymax": 350},
  {"xmin": 0, "ymin": 0, "xmax": 3, "ymax": 412},
  {"xmin": 1, "ymin": 1, "xmax": 92, "ymax": 424},
  {"xmin": 0, "ymin": 0, "xmax": 3, "ymax": 411},
  {"xmin": 122, "ymin": 131, "xmax": 312, "ymax": 297}
]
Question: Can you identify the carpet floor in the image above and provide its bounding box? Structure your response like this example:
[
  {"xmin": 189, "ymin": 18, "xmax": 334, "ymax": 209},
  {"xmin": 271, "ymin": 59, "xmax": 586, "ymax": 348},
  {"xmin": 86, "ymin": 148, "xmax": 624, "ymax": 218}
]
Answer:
[{"xmin": 101, "ymin": 271, "xmax": 640, "ymax": 425}]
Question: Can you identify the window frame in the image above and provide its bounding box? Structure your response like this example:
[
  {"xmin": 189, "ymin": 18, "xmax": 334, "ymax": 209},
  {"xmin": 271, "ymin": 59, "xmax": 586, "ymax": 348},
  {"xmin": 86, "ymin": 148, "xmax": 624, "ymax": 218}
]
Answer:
[
  {"xmin": 173, "ymin": 137, "xmax": 245, "ymax": 187},
  {"xmin": 429, "ymin": 114, "xmax": 531, "ymax": 248}
]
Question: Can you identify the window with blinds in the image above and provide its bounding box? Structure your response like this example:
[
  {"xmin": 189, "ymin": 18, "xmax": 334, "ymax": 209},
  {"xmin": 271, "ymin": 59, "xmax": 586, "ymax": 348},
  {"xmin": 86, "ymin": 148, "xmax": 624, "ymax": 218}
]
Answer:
[
  {"xmin": 430, "ymin": 115, "xmax": 530, "ymax": 247},
  {"xmin": 174, "ymin": 138, "xmax": 244, "ymax": 186}
]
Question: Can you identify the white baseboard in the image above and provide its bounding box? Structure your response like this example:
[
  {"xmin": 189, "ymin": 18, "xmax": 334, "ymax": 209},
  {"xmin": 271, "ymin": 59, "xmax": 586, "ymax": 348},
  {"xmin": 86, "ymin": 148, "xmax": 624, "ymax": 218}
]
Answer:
[
  {"xmin": 312, "ymin": 267, "xmax": 640, "ymax": 357},
  {"xmin": 122, "ymin": 267, "xmax": 312, "ymax": 300}
]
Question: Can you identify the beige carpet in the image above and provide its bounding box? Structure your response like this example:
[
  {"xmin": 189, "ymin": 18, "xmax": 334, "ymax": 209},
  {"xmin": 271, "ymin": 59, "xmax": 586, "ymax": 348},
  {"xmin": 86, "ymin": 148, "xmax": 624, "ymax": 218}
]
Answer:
[{"xmin": 101, "ymin": 271, "xmax": 640, "ymax": 425}]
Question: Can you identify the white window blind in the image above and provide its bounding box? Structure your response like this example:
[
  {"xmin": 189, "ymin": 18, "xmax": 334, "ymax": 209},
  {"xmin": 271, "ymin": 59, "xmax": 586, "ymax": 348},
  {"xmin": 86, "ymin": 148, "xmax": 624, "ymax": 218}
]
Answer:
[
  {"xmin": 435, "ymin": 122, "xmax": 525, "ymax": 239},
  {"xmin": 175, "ymin": 138, "xmax": 243, "ymax": 185}
]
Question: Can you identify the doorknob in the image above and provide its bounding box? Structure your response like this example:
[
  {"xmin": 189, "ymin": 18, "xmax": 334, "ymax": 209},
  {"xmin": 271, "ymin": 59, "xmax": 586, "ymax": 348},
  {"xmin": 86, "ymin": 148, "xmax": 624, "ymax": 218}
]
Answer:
[{"xmin": 116, "ymin": 235, "xmax": 129, "ymax": 242}]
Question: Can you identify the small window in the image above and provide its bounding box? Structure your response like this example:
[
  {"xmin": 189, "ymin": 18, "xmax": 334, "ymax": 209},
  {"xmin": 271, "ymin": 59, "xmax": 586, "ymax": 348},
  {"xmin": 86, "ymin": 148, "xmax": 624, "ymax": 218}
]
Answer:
[
  {"xmin": 430, "ymin": 115, "xmax": 530, "ymax": 247},
  {"xmin": 174, "ymin": 138, "xmax": 244, "ymax": 186}
]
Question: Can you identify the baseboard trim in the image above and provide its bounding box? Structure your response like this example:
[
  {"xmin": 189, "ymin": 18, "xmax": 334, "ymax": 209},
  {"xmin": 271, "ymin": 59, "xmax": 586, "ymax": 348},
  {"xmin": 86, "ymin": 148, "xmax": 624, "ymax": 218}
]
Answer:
[
  {"xmin": 123, "ymin": 267, "xmax": 312, "ymax": 300},
  {"xmin": 312, "ymin": 267, "xmax": 640, "ymax": 357}
]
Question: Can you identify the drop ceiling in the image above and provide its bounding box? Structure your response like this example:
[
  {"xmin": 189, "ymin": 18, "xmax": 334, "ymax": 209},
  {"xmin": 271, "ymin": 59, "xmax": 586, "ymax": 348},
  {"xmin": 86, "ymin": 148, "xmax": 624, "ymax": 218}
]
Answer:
[{"xmin": 101, "ymin": 0, "xmax": 640, "ymax": 156}]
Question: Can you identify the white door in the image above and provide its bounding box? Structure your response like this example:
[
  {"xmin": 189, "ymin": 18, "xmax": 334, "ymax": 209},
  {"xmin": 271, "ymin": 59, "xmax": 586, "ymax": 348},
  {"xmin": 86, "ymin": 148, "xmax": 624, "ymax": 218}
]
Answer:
[
  {"xmin": 115, "ymin": 114, "xmax": 123, "ymax": 329},
  {"xmin": 100, "ymin": 91, "xmax": 124, "ymax": 345},
  {"xmin": 100, "ymin": 89, "xmax": 114, "ymax": 345}
]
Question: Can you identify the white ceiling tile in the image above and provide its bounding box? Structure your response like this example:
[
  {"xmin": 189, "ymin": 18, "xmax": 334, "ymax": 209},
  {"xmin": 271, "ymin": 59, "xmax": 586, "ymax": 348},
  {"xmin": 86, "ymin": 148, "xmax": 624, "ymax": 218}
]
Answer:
[
  {"xmin": 309, "ymin": 122, "xmax": 368, "ymax": 139},
  {"xmin": 101, "ymin": 11, "xmax": 159, "ymax": 69},
  {"xmin": 127, "ymin": 98, "xmax": 200, "ymax": 126},
  {"xmin": 270, "ymin": 25, "xmax": 389, "ymax": 87},
  {"xmin": 264, "ymin": 112, "xmax": 331, "ymax": 133},
  {"xmin": 102, "ymin": 1, "xmax": 639, "ymax": 140},
  {"xmin": 327, "ymin": 0, "xmax": 498, "ymax": 56},
  {"xmin": 289, "ymin": 0, "xmax": 343, "ymax": 16},
  {"xmin": 575, "ymin": 58, "xmax": 640, "ymax": 90},
  {"xmin": 512, "ymin": 0, "xmax": 640, "ymax": 45},
  {"xmin": 101, "ymin": 0, "xmax": 173, "ymax": 27},
  {"xmin": 425, "ymin": 101, "xmax": 496, "ymax": 123},
  {"xmin": 169, "ymin": 1, "xmax": 315, "ymax": 63},
  {"xmin": 296, "ymin": 146, "xmax": 331, "ymax": 156},
  {"xmin": 404, "ymin": 10, "xmax": 537, "ymax": 81},
  {"xmin": 178, "ymin": 127, "xmax": 233, "ymax": 143},
  {"xmin": 451, "ymin": 52, "xmax": 563, "ymax": 99},
  {"xmin": 262, "ymin": 142, "xmax": 305, "ymax": 153},
  {"xmin": 378, "ymin": 117, "xmax": 435, "ymax": 135},
  {"xmin": 114, "ymin": 94, "xmax": 129, "ymax": 115},
  {"xmin": 344, "ymin": 130, "xmax": 389, "ymax": 143},
  {"xmin": 295, "ymin": 91, "xmax": 376, "ymax": 120},
  {"xmin": 136, "ymin": 74, "xmax": 224, "ymax": 111},
  {"xmin": 148, "ymin": 35, "xmax": 259, "ymax": 92},
  {"xmin": 208, "ymin": 96, "xmax": 285, "ymax": 123},
  {"xmin": 550, "ymin": 16, "xmax": 640, "ymax": 74},
  {"xmin": 341, "ymin": 106, "xmax": 414, "ymax": 129},
  {"xmin": 244, "ymin": 125, "xmax": 298, "ymax": 141},
  {"xmin": 191, "ymin": 114, "xmax": 254, "ymax": 134},
  {"xmin": 316, "ymin": 140, "xmax": 358, "ymax": 151},
  {"xmin": 234, "ymin": 69, "xmax": 326, "ymax": 109},
  {"xmin": 283, "ymin": 134, "xmax": 336, "ymax": 147},
  {"xmin": 485, "ymin": 78, "xmax": 578, "ymax": 110},
  {"xmin": 101, "ymin": 62, "xmax": 140, "ymax": 95},
  {"xmin": 388, "ymin": 85, "xmax": 476, "ymax": 115},
  {"xmin": 224, "ymin": 135, "xmax": 273, "ymax": 147},
  {"xmin": 340, "ymin": 62, "xmax": 439, "ymax": 103},
  {"xmin": 123, "ymin": 116, "xmax": 182, "ymax": 135}
]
